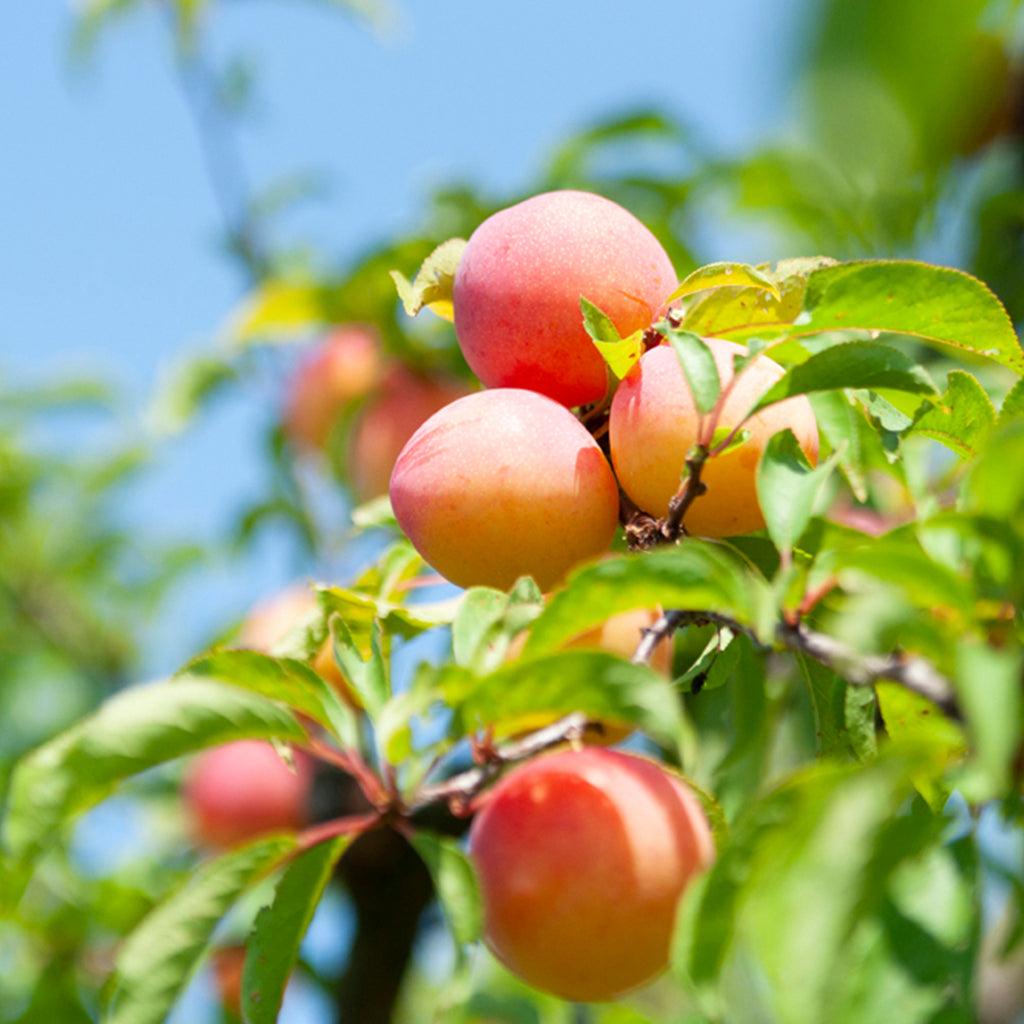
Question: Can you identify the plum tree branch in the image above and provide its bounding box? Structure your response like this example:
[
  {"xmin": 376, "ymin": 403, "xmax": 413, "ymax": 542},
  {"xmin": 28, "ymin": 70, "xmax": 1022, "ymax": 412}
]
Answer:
[
  {"xmin": 660, "ymin": 446, "xmax": 709, "ymax": 541},
  {"xmin": 407, "ymin": 713, "xmax": 602, "ymax": 814},
  {"xmin": 631, "ymin": 608, "xmax": 961, "ymax": 720}
]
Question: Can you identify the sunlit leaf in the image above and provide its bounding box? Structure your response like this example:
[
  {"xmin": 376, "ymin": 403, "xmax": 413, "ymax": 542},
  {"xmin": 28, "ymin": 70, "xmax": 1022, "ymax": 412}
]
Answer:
[
  {"xmin": 754, "ymin": 341, "xmax": 936, "ymax": 412},
  {"xmin": 666, "ymin": 261, "xmax": 781, "ymax": 304},
  {"xmin": 908, "ymin": 370, "xmax": 995, "ymax": 459},
  {"xmin": 228, "ymin": 278, "xmax": 345, "ymax": 344},
  {"xmin": 582, "ymin": 297, "xmax": 646, "ymax": 380},
  {"xmin": 792, "ymin": 262, "xmax": 1022, "ymax": 375},
  {"xmin": 410, "ymin": 650, "xmax": 685, "ymax": 755},
  {"xmin": 955, "ymin": 642, "xmax": 1024, "ymax": 798},
  {"xmin": 680, "ymin": 257, "xmax": 832, "ymax": 338},
  {"xmin": 523, "ymin": 546, "xmax": 773, "ymax": 655},
  {"xmin": 180, "ymin": 650, "xmax": 357, "ymax": 745},
  {"xmin": 390, "ymin": 238, "xmax": 467, "ymax": 321},
  {"xmin": 4, "ymin": 680, "xmax": 304, "ymax": 869},
  {"xmin": 351, "ymin": 494, "xmax": 398, "ymax": 530}
]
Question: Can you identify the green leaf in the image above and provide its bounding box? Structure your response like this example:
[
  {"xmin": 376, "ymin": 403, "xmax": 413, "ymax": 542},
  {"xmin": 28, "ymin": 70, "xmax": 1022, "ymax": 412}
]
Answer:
[
  {"xmin": 104, "ymin": 837, "xmax": 294, "ymax": 1024},
  {"xmin": 326, "ymin": 616, "xmax": 389, "ymax": 716},
  {"xmin": 964, "ymin": 418, "xmax": 1024, "ymax": 519},
  {"xmin": 452, "ymin": 580, "xmax": 544, "ymax": 674},
  {"xmin": 754, "ymin": 341, "xmax": 936, "ymax": 412},
  {"xmin": 390, "ymin": 238, "xmax": 467, "ymax": 321},
  {"xmin": 581, "ymin": 297, "xmax": 646, "ymax": 380},
  {"xmin": 876, "ymin": 683, "xmax": 964, "ymax": 809},
  {"xmin": 674, "ymin": 749, "xmax": 941, "ymax": 1022},
  {"xmin": 955, "ymin": 642, "xmax": 1024, "ymax": 798},
  {"xmin": 181, "ymin": 650, "xmax": 356, "ymax": 744},
  {"xmin": 522, "ymin": 546, "xmax": 772, "ymax": 656},
  {"xmin": 580, "ymin": 295, "xmax": 622, "ymax": 344},
  {"xmin": 4, "ymin": 680, "xmax": 304, "ymax": 869},
  {"xmin": 227, "ymin": 278, "xmax": 344, "ymax": 344},
  {"xmin": 665, "ymin": 329, "xmax": 720, "ymax": 413},
  {"xmin": 666, "ymin": 261, "xmax": 782, "ymax": 304},
  {"xmin": 909, "ymin": 370, "xmax": 995, "ymax": 459},
  {"xmin": 682, "ymin": 256, "xmax": 836, "ymax": 338},
  {"xmin": 809, "ymin": 391, "xmax": 872, "ymax": 501},
  {"xmin": 318, "ymin": 584, "xmax": 457, "ymax": 646},
  {"xmin": 794, "ymin": 652, "xmax": 878, "ymax": 763},
  {"xmin": 756, "ymin": 430, "xmax": 838, "ymax": 553},
  {"xmin": 797, "ymin": 656, "xmax": 869, "ymax": 760},
  {"xmin": 351, "ymin": 494, "xmax": 397, "ymax": 530},
  {"xmin": 409, "ymin": 832, "xmax": 482, "ymax": 949},
  {"xmin": 793, "ymin": 261, "xmax": 1024, "ymax": 376},
  {"xmin": 451, "ymin": 587, "xmax": 510, "ymax": 669},
  {"xmin": 832, "ymin": 540, "xmax": 974, "ymax": 617},
  {"xmin": 416, "ymin": 651, "xmax": 685, "ymax": 755},
  {"xmin": 999, "ymin": 377, "xmax": 1024, "ymax": 424},
  {"xmin": 591, "ymin": 330, "xmax": 646, "ymax": 380},
  {"xmin": 709, "ymin": 424, "xmax": 751, "ymax": 456},
  {"xmin": 149, "ymin": 353, "xmax": 238, "ymax": 435},
  {"xmin": 242, "ymin": 836, "xmax": 350, "ymax": 1024}
]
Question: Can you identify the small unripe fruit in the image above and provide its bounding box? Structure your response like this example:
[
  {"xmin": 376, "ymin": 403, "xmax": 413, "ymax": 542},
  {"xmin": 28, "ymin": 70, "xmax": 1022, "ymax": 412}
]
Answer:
[
  {"xmin": 185, "ymin": 741, "xmax": 311, "ymax": 849},
  {"xmin": 389, "ymin": 389, "xmax": 619, "ymax": 590},
  {"xmin": 349, "ymin": 367, "xmax": 470, "ymax": 501},
  {"xmin": 453, "ymin": 190, "xmax": 678, "ymax": 407},
  {"xmin": 470, "ymin": 748, "xmax": 713, "ymax": 1002},
  {"xmin": 610, "ymin": 340, "xmax": 819, "ymax": 536},
  {"xmin": 284, "ymin": 326, "xmax": 382, "ymax": 452}
]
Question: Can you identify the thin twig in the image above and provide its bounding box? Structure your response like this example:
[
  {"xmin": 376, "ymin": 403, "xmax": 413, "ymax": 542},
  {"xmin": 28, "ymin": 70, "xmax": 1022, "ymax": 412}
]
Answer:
[
  {"xmin": 296, "ymin": 812, "xmax": 381, "ymax": 853},
  {"xmin": 779, "ymin": 621, "xmax": 961, "ymax": 720},
  {"xmin": 631, "ymin": 609, "xmax": 686, "ymax": 666},
  {"xmin": 305, "ymin": 738, "xmax": 391, "ymax": 809},
  {"xmin": 408, "ymin": 713, "xmax": 600, "ymax": 814},
  {"xmin": 629, "ymin": 608, "xmax": 961, "ymax": 720},
  {"xmin": 660, "ymin": 446, "xmax": 709, "ymax": 541}
]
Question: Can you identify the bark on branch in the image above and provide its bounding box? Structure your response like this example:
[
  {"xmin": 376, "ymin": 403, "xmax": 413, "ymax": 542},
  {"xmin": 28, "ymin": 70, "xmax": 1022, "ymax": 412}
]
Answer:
[
  {"xmin": 631, "ymin": 608, "xmax": 961, "ymax": 720},
  {"xmin": 408, "ymin": 713, "xmax": 602, "ymax": 814}
]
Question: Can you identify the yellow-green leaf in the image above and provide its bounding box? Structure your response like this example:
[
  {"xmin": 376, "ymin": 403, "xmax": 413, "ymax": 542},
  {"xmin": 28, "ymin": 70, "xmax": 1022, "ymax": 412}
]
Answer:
[
  {"xmin": 592, "ymin": 329, "xmax": 646, "ymax": 379},
  {"xmin": 228, "ymin": 279, "xmax": 343, "ymax": 345},
  {"xmin": 390, "ymin": 238, "xmax": 467, "ymax": 321},
  {"xmin": 666, "ymin": 261, "xmax": 782, "ymax": 305}
]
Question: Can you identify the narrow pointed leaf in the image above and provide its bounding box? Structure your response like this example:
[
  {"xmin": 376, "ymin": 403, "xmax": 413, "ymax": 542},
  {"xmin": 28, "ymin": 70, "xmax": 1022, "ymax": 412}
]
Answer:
[
  {"xmin": 242, "ymin": 836, "xmax": 351, "ymax": 1024},
  {"xmin": 665, "ymin": 329, "xmax": 720, "ymax": 413},
  {"xmin": 390, "ymin": 238, "xmax": 466, "ymax": 320},
  {"xmin": 753, "ymin": 341, "xmax": 936, "ymax": 412},
  {"xmin": 666, "ymin": 261, "xmax": 781, "ymax": 304},
  {"xmin": 4, "ymin": 680, "xmax": 304, "ymax": 868},
  {"xmin": 410, "ymin": 833, "xmax": 482, "ymax": 949},
  {"xmin": 105, "ymin": 836, "xmax": 294, "ymax": 1024},
  {"xmin": 757, "ymin": 429, "xmax": 838, "ymax": 552}
]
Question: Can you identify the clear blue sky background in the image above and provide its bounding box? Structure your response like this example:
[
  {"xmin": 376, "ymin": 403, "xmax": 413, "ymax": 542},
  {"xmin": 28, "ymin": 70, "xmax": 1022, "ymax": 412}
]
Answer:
[{"xmin": 2, "ymin": 1, "xmax": 813, "ymax": 668}]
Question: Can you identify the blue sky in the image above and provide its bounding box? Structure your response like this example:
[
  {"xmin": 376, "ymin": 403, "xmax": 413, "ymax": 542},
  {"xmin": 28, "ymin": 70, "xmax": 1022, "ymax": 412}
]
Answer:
[{"xmin": 2, "ymin": 0, "xmax": 813, "ymax": 669}]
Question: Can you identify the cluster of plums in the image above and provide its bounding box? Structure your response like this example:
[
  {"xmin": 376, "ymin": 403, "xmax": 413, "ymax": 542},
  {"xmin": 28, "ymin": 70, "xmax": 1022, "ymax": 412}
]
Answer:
[
  {"xmin": 187, "ymin": 190, "xmax": 822, "ymax": 1006},
  {"xmin": 390, "ymin": 189, "xmax": 818, "ymax": 591}
]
